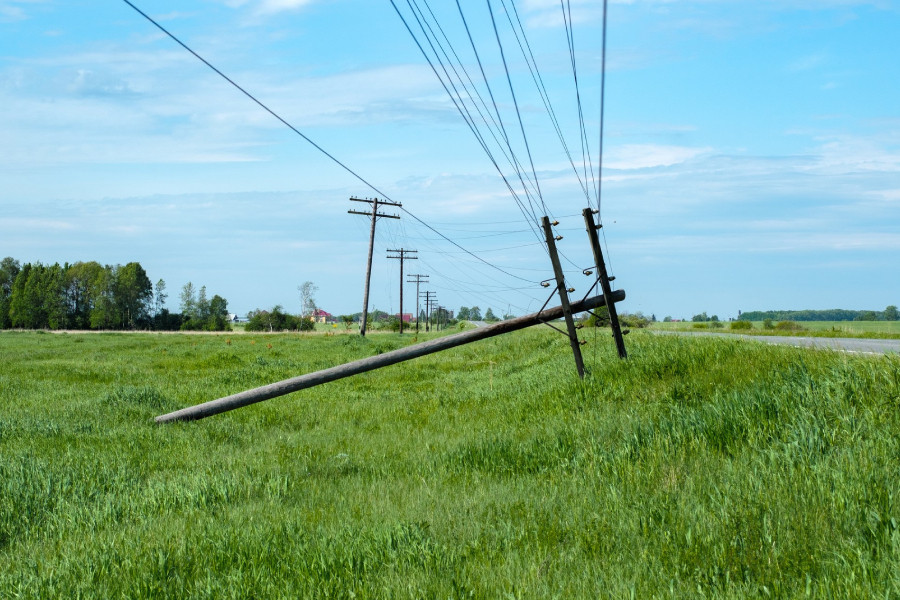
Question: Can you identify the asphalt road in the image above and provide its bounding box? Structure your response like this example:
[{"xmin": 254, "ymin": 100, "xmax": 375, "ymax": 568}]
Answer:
[{"xmin": 654, "ymin": 330, "xmax": 900, "ymax": 355}]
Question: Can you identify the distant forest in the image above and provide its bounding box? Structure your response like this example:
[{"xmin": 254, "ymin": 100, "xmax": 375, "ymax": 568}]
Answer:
[
  {"xmin": 0, "ymin": 256, "xmax": 230, "ymax": 331},
  {"xmin": 740, "ymin": 307, "xmax": 898, "ymax": 322}
]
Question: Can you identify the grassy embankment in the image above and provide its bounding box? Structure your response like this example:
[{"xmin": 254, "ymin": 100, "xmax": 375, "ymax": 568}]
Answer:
[
  {"xmin": 1, "ymin": 328, "xmax": 899, "ymax": 597},
  {"xmin": 652, "ymin": 320, "xmax": 900, "ymax": 339}
]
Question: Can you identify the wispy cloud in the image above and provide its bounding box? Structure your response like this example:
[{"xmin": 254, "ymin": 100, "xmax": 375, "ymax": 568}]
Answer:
[
  {"xmin": 786, "ymin": 52, "xmax": 828, "ymax": 72},
  {"xmin": 256, "ymin": 0, "xmax": 315, "ymax": 15},
  {"xmin": 212, "ymin": 0, "xmax": 317, "ymax": 16},
  {"xmin": 0, "ymin": 0, "xmax": 40, "ymax": 23},
  {"xmin": 604, "ymin": 144, "xmax": 711, "ymax": 170},
  {"xmin": 0, "ymin": 42, "xmax": 442, "ymax": 169}
]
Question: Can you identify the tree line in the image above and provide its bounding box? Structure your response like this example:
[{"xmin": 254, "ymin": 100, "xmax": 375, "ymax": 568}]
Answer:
[
  {"xmin": 0, "ymin": 257, "xmax": 230, "ymax": 331},
  {"xmin": 739, "ymin": 307, "xmax": 898, "ymax": 322}
]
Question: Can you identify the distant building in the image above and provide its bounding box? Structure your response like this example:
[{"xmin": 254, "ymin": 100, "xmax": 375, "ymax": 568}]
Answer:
[
  {"xmin": 395, "ymin": 313, "xmax": 413, "ymax": 323},
  {"xmin": 313, "ymin": 309, "xmax": 333, "ymax": 324}
]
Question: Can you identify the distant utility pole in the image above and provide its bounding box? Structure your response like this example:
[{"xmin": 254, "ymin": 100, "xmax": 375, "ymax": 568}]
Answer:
[
  {"xmin": 421, "ymin": 291, "xmax": 436, "ymax": 332},
  {"xmin": 386, "ymin": 249, "xmax": 417, "ymax": 335},
  {"xmin": 348, "ymin": 196, "xmax": 401, "ymax": 337},
  {"xmin": 406, "ymin": 273, "xmax": 429, "ymax": 334}
]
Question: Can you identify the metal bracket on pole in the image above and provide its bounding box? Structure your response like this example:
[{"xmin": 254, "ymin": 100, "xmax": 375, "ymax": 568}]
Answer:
[
  {"xmin": 582, "ymin": 208, "xmax": 627, "ymax": 359},
  {"xmin": 541, "ymin": 216, "xmax": 586, "ymax": 379}
]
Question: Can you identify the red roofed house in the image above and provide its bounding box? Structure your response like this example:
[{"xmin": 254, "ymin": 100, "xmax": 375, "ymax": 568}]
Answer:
[{"xmin": 313, "ymin": 309, "xmax": 333, "ymax": 324}]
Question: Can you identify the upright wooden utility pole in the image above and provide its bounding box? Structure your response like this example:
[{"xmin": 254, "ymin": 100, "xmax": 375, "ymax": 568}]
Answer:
[
  {"xmin": 421, "ymin": 291, "xmax": 436, "ymax": 332},
  {"xmin": 407, "ymin": 274, "xmax": 429, "ymax": 333},
  {"xmin": 583, "ymin": 208, "xmax": 627, "ymax": 359},
  {"xmin": 348, "ymin": 197, "xmax": 401, "ymax": 337},
  {"xmin": 386, "ymin": 249, "xmax": 417, "ymax": 334},
  {"xmin": 541, "ymin": 216, "xmax": 586, "ymax": 379}
]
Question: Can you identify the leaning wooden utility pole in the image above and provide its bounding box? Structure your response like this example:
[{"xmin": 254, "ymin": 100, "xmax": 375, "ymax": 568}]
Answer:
[
  {"xmin": 155, "ymin": 289, "xmax": 625, "ymax": 423},
  {"xmin": 541, "ymin": 216, "xmax": 586, "ymax": 379},
  {"xmin": 583, "ymin": 208, "xmax": 627, "ymax": 359},
  {"xmin": 407, "ymin": 273, "xmax": 428, "ymax": 333},
  {"xmin": 386, "ymin": 249, "xmax": 417, "ymax": 334},
  {"xmin": 348, "ymin": 197, "xmax": 401, "ymax": 337}
]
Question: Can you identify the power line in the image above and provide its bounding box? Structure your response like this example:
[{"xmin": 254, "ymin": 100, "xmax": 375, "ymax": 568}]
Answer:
[
  {"xmin": 485, "ymin": 0, "xmax": 547, "ymax": 217},
  {"xmin": 502, "ymin": 0, "xmax": 594, "ymax": 208},
  {"xmin": 391, "ymin": 0, "xmax": 545, "ymax": 241},
  {"xmin": 121, "ymin": 0, "xmax": 537, "ymax": 287}
]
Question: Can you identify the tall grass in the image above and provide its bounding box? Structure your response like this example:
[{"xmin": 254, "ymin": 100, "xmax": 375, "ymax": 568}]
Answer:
[{"xmin": 1, "ymin": 329, "xmax": 898, "ymax": 597}]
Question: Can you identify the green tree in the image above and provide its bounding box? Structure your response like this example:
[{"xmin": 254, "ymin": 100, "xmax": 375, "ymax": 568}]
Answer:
[
  {"xmin": 153, "ymin": 279, "xmax": 167, "ymax": 317},
  {"xmin": 43, "ymin": 263, "xmax": 68, "ymax": 329},
  {"xmin": 692, "ymin": 312, "xmax": 708, "ymax": 322},
  {"xmin": 457, "ymin": 306, "xmax": 471, "ymax": 320},
  {"xmin": 8, "ymin": 263, "xmax": 31, "ymax": 328},
  {"xmin": 298, "ymin": 281, "xmax": 318, "ymax": 318},
  {"xmin": 208, "ymin": 294, "xmax": 229, "ymax": 331},
  {"xmin": 884, "ymin": 305, "xmax": 898, "ymax": 321},
  {"xmin": 180, "ymin": 282, "xmax": 197, "ymax": 320},
  {"xmin": 0, "ymin": 257, "xmax": 21, "ymax": 329},
  {"xmin": 89, "ymin": 266, "xmax": 117, "ymax": 330},
  {"xmin": 115, "ymin": 262, "xmax": 152, "ymax": 329},
  {"xmin": 585, "ymin": 306, "xmax": 610, "ymax": 327},
  {"xmin": 854, "ymin": 311, "xmax": 880, "ymax": 321},
  {"xmin": 470, "ymin": 306, "xmax": 482, "ymax": 321},
  {"xmin": 196, "ymin": 285, "xmax": 210, "ymax": 321},
  {"xmin": 246, "ymin": 305, "xmax": 301, "ymax": 332},
  {"xmin": 11, "ymin": 264, "xmax": 47, "ymax": 328},
  {"xmin": 65, "ymin": 261, "xmax": 105, "ymax": 329},
  {"xmin": 484, "ymin": 307, "xmax": 498, "ymax": 322}
]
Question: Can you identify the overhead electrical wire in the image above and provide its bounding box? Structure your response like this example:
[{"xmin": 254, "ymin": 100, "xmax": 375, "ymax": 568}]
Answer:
[
  {"xmin": 596, "ymin": 0, "xmax": 615, "ymax": 277},
  {"xmin": 419, "ymin": 0, "xmax": 541, "ymax": 207},
  {"xmin": 558, "ymin": 0, "xmax": 598, "ymax": 211},
  {"xmin": 392, "ymin": 0, "xmax": 594, "ymax": 274},
  {"xmin": 124, "ymin": 0, "xmax": 615, "ymax": 315},
  {"xmin": 120, "ymin": 0, "xmax": 538, "ymax": 287},
  {"xmin": 391, "ymin": 0, "xmax": 545, "ymax": 242},
  {"xmin": 484, "ymin": 0, "xmax": 546, "ymax": 217},
  {"xmin": 502, "ymin": 0, "xmax": 594, "ymax": 208}
]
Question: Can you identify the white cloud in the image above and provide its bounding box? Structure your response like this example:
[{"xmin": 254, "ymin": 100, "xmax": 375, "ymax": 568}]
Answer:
[
  {"xmin": 0, "ymin": 0, "xmax": 43, "ymax": 23},
  {"xmin": 212, "ymin": 0, "xmax": 317, "ymax": 16},
  {"xmin": 808, "ymin": 134, "xmax": 900, "ymax": 174},
  {"xmin": 0, "ymin": 217, "xmax": 75, "ymax": 231},
  {"xmin": 604, "ymin": 144, "xmax": 710, "ymax": 170},
  {"xmin": 786, "ymin": 53, "xmax": 828, "ymax": 73},
  {"xmin": 256, "ymin": 0, "xmax": 315, "ymax": 14}
]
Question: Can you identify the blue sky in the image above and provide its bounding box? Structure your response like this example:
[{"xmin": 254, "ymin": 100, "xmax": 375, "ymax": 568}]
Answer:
[{"xmin": 2, "ymin": 0, "xmax": 898, "ymax": 321}]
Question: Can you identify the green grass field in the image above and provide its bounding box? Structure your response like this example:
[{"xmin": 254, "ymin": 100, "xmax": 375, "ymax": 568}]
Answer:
[
  {"xmin": 652, "ymin": 320, "xmax": 900, "ymax": 338},
  {"xmin": 2, "ymin": 329, "xmax": 899, "ymax": 598}
]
